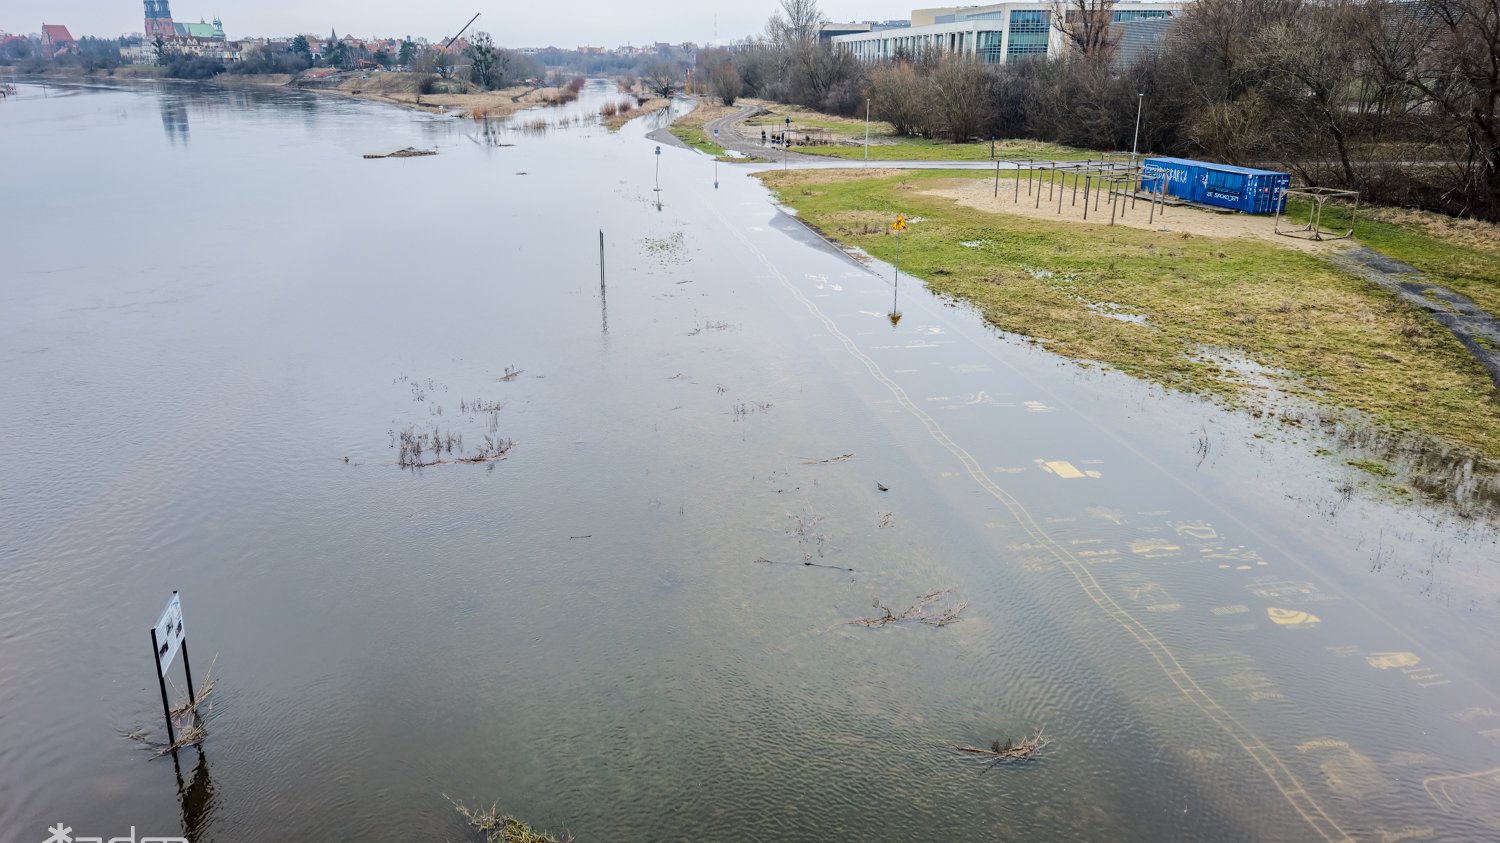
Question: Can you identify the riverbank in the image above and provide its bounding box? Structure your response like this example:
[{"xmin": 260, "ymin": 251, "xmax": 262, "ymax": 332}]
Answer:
[
  {"xmin": 741, "ymin": 98, "xmax": 1091, "ymax": 161},
  {"xmin": 210, "ymin": 70, "xmax": 560, "ymax": 119},
  {"xmin": 757, "ymin": 167, "xmax": 1500, "ymax": 471},
  {"xmin": 664, "ymin": 97, "xmax": 738, "ymax": 156},
  {"xmin": 320, "ymin": 72, "xmax": 558, "ymax": 118},
  {"xmin": 601, "ymin": 96, "xmax": 668, "ymax": 131}
]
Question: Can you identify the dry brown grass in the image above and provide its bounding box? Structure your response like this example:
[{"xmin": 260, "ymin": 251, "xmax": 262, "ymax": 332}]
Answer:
[
  {"xmin": 168, "ymin": 655, "xmax": 218, "ymax": 719},
  {"xmin": 673, "ymin": 98, "xmax": 738, "ymax": 129},
  {"xmin": 447, "ymin": 796, "xmax": 572, "ymax": 843},
  {"xmin": 1363, "ymin": 206, "xmax": 1500, "ymax": 253},
  {"xmin": 601, "ymin": 97, "xmax": 667, "ymax": 130}
]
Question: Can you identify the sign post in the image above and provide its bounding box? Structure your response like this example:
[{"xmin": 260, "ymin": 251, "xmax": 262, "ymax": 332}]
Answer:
[
  {"xmin": 889, "ymin": 214, "xmax": 907, "ymax": 326},
  {"xmin": 150, "ymin": 591, "xmax": 194, "ymax": 746}
]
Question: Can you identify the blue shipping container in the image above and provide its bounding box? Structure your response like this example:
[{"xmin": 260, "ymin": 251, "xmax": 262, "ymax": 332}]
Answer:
[{"xmin": 1140, "ymin": 157, "xmax": 1291, "ymax": 215}]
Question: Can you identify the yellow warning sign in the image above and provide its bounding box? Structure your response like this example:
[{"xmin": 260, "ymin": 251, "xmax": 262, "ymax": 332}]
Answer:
[{"xmin": 892, "ymin": 214, "xmax": 908, "ymax": 231}]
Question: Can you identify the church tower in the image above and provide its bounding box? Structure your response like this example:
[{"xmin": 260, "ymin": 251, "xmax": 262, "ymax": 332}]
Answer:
[{"xmin": 144, "ymin": 0, "xmax": 175, "ymax": 39}]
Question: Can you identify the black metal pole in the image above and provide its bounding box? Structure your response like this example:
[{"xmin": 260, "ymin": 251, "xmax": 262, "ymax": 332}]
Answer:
[
  {"xmin": 151, "ymin": 628, "xmax": 176, "ymax": 745},
  {"xmin": 180, "ymin": 638, "xmax": 198, "ymax": 715}
]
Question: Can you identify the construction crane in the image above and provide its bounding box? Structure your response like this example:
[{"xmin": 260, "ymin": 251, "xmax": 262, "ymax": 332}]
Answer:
[{"xmin": 438, "ymin": 10, "xmax": 483, "ymax": 62}]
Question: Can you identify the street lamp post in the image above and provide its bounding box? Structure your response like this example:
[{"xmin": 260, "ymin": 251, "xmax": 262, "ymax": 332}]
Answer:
[
  {"xmin": 654, "ymin": 144, "xmax": 662, "ymax": 209},
  {"xmin": 712, "ymin": 128, "xmax": 719, "ymax": 189},
  {"xmin": 784, "ymin": 115, "xmax": 791, "ymax": 171},
  {"xmin": 1131, "ymin": 93, "xmax": 1144, "ymax": 167},
  {"xmin": 864, "ymin": 98, "xmax": 870, "ymax": 165}
]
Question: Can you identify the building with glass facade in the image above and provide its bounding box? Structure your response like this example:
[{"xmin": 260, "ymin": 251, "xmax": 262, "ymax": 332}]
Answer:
[{"xmin": 833, "ymin": 1, "xmax": 1192, "ymax": 64}]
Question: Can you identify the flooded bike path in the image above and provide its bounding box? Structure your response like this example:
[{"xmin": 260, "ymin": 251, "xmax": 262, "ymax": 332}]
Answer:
[{"xmin": 667, "ymin": 140, "xmax": 1500, "ymax": 838}]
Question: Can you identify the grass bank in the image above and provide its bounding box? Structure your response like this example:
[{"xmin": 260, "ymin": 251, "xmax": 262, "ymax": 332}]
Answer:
[
  {"xmin": 742, "ymin": 99, "xmax": 1092, "ymax": 162},
  {"xmin": 666, "ymin": 97, "xmax": 751, "ymax": 159},
  {"xmin": 669, "ymin": 123, "xmax": 727, "ymax": 156},
  {"xmin": 1295, "ymin": 201, "xmax": 1500, "ymax": 317},
  {"xmin": 799, "ymin": 137, "xmax": 1093, "ymax": 162},
  {"xmin": 756, "ymin": 168, "xmax": 1500, "ymax": 459}
]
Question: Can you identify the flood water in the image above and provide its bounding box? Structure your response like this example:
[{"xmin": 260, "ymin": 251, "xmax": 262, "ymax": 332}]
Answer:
[{"xmin": 4, "ymin": 78, "xmax": 1500, "ymax": 842}]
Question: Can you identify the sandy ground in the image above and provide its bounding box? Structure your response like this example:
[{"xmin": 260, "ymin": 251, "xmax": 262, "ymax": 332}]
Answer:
[
  {"xmin": 342, "ymin": 85, "xmax": 557, "ymax": 118},
  {"xmin": 212, "ymin": 73, "xmax": 294, "ymax": 88},
  {"xmin": 927, "ymin": 177, "xmax": 1350, "ymax": 254}
]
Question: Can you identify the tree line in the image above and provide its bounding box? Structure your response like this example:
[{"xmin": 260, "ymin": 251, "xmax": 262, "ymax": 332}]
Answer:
[{"xmin": 705, "ymin": 0, "xmax": 1499, "ymax": 220}]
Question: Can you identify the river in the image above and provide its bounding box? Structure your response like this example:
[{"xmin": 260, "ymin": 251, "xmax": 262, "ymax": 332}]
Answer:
[{"xmin": 2, "ymin": 77, "xmax": 1499, "ymax": 842}]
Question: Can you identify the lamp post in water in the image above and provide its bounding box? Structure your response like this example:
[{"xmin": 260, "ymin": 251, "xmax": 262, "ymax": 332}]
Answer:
[
  {"xmin": 654, "ymin": 145, "xmax": 662, "ymax": 210},
  {"xmin": 713, "ymin": 128, "xmax": 720, "ymax": 189}
]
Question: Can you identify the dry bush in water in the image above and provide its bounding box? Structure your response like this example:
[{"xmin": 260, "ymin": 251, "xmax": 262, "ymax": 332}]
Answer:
[
  {"xmin": 447, "ymin": 796, "xmax": 572, "ymax": 843},
  {"xmin": 122, "ymin": 657, "xmax": 219, "ymax": 757},
  {"xmin": 951, "ymin": 727, "xmax": 1050, "ymax": 764},
  {"xmin": 852, "ymin": 588, "xmax": 967, "ymax": 628}
]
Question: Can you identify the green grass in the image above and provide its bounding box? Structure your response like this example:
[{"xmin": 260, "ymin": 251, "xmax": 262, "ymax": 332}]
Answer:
[
  {"xmin": 741, "ymin": 100, "xmax": 1095, "ymax": 161},
  {"xmin": 1347, "ymin": 458, "xmax": 1396, "ymax": 477},
  {"xmin": 744, "ymin": 108, "xmax": 876, "ymax": 136},
  {"xmin": 669, "ymin": 123, "xmax": 726, "ymax": 157},
  {"xmin": 798, "ymin": 137, "xmax": 1094, "ymax": 162},
  {"xmin": 757, "ymin": 168, "xmax": 1500, "ymax": 458}
]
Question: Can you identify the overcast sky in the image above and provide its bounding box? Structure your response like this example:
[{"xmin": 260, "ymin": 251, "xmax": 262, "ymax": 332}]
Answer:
[{"xmin": 7, "ymin": 0, "xmax": 917, "ymax": 46}]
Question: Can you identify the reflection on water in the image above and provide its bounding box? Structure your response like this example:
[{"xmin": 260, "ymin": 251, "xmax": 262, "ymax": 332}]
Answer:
[
  {"xmin": 175, "ymin": 750, "xmax": 215, "ymax": 842},
  {"xmin": 160, "ymin": 100, "xmax": 188, "ymax": 144},
  {"xmin": 2, "ymin": 77, "xmax": 1499, "ymax": 843}
]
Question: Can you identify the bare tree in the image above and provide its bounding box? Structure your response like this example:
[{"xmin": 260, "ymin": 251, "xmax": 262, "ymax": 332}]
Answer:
[
  {"xmin": 1055, "ymin": 0, "xmax": 1118, "ymax": 59},
  {"xmin": 710, "ymin": 61, "xmax": 743, "ymax": 106},
  {"xmin": 465, "ymin": 31, "xmax": 499, "ymax": 90},
  {"xmin": 870, "ymin": 61, "xmax": 931, "ymax": 136},
  {"xmin": 927, "ymin": 54, "xmax": 990, "ymax": 142},
  {"xmin": 697, "ymin": 47, "xmax": 744, "ymax": 106},
  {"xmin": 642, "ymin": 58, "xmax": 679, "ymax": 98},
  {"xmin": 1389, "ymin": 0, "xmax": 1500, "ymax": 217},
  {"xmin": 768, "ymin": 0, "xmax": 827, "ymax": 49},
  {"xmin": 792, "ymin": 41, "xmax": 865, "ymax": 112},
  {"xmin": 1250, "ymin": 10, "xmax": 1363, "ymax": 184}
]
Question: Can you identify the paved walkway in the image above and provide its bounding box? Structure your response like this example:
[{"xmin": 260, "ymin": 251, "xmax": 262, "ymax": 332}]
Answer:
[{"xmin": 1334, "ymin": 248, "xmax": 1500, "ymax": 390}]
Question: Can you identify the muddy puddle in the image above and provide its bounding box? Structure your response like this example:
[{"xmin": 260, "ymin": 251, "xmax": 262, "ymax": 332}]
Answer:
[{"xmin": 2, "ymin": 78, "xmax": 1499, "ymax": 842}]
